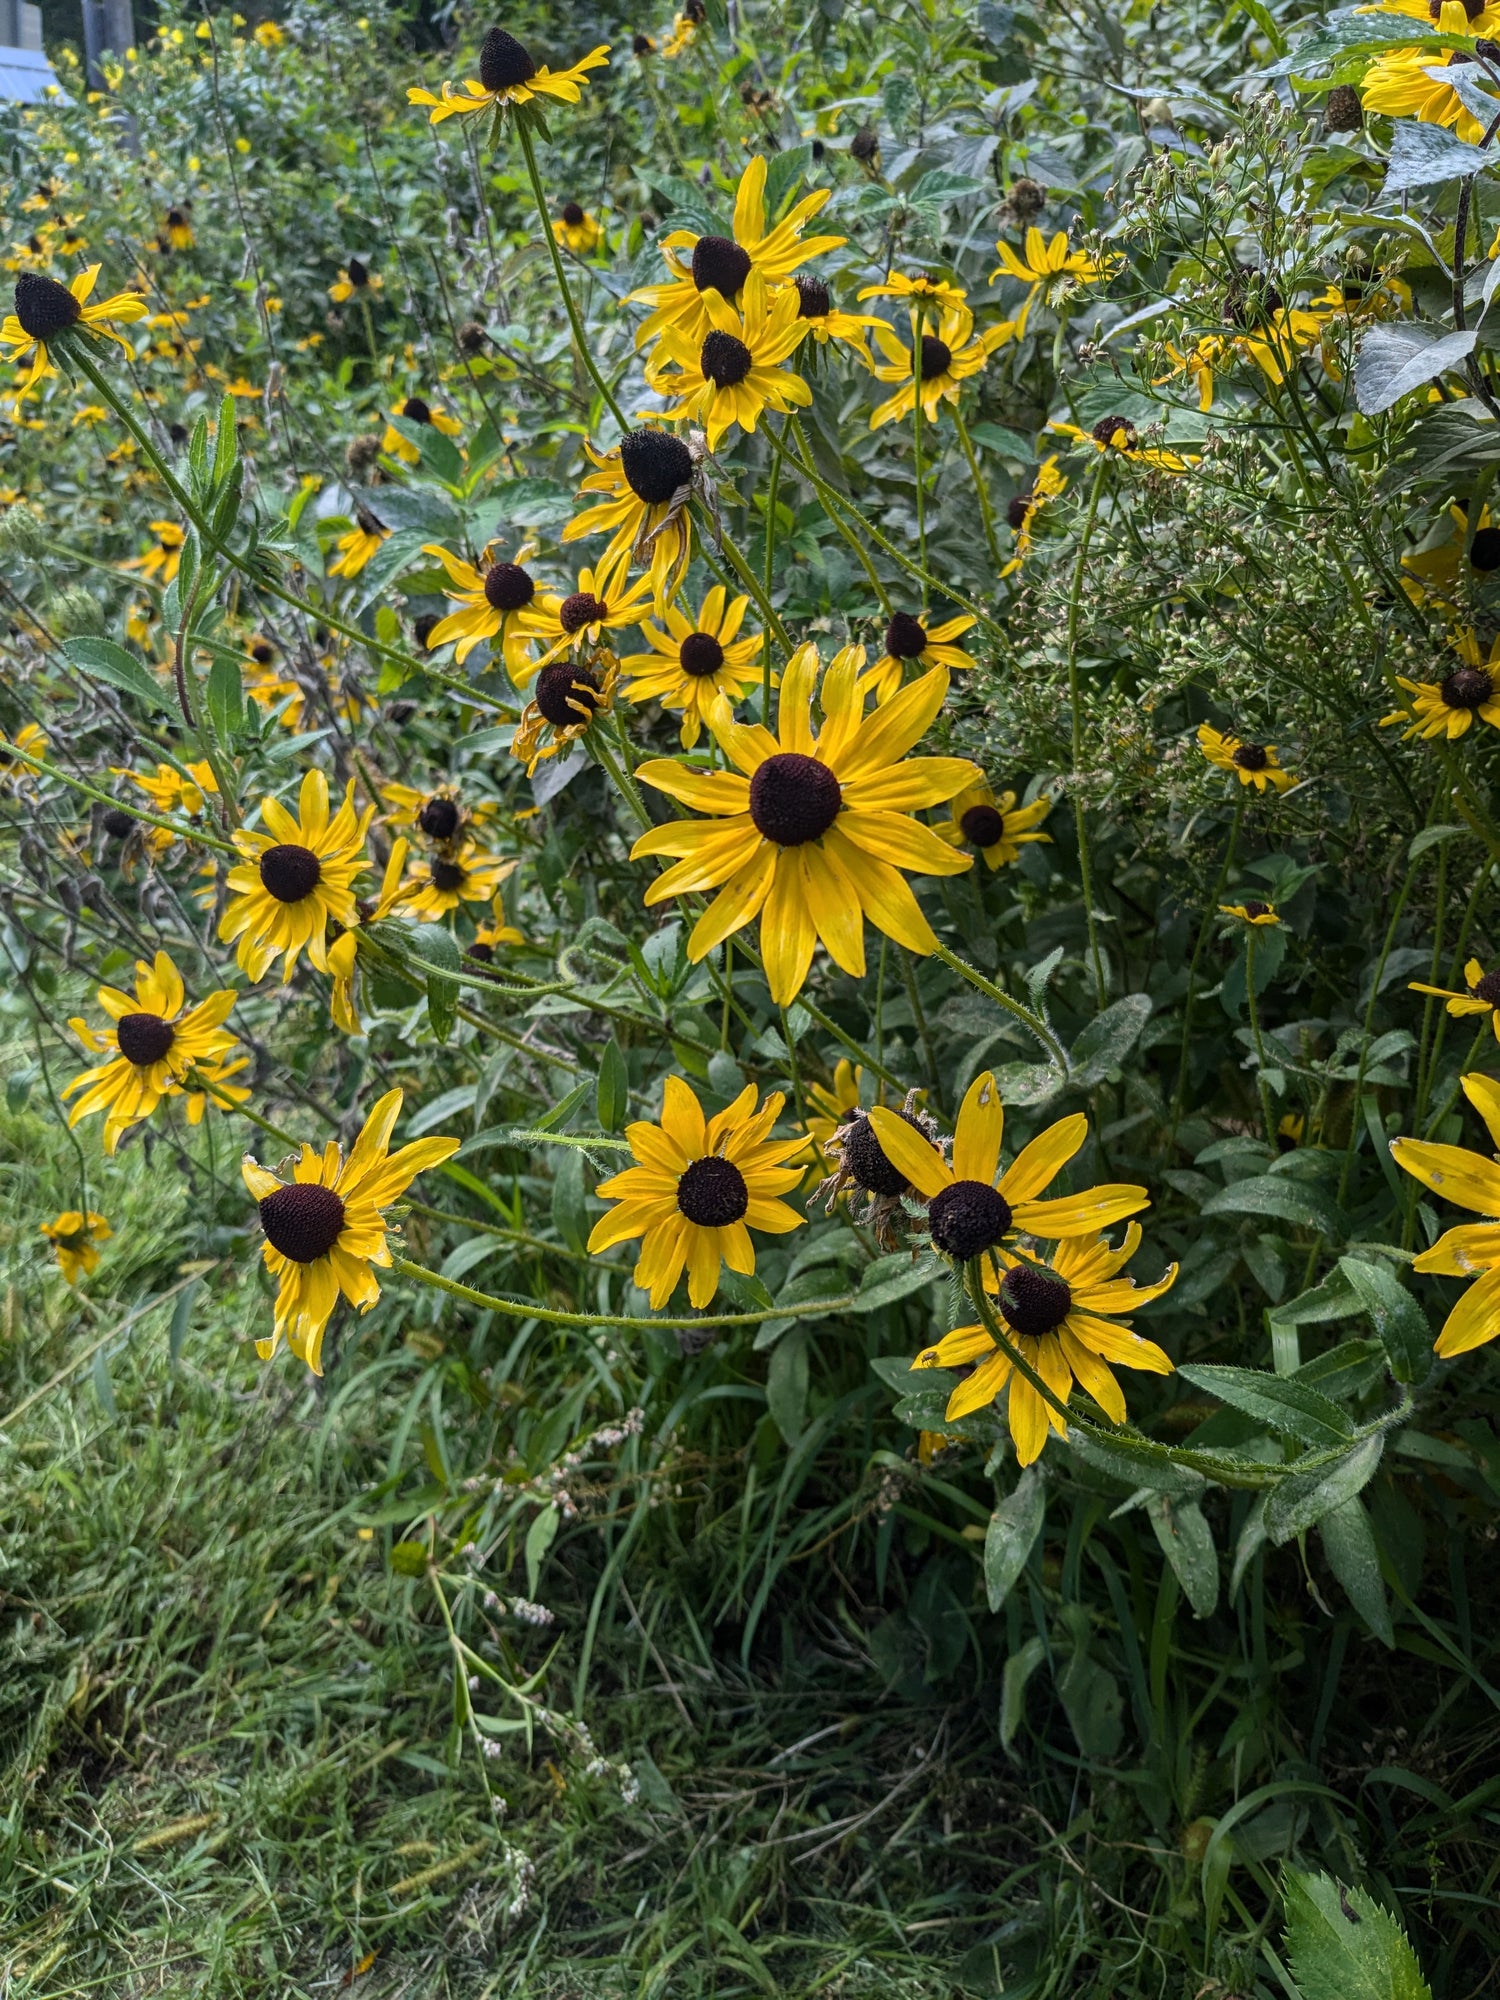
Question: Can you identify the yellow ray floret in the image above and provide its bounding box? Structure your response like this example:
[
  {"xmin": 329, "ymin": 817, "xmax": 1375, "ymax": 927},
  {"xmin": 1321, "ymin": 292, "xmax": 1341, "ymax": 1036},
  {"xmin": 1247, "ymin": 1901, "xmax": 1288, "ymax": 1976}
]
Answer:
[
  {"xmin": 219, "ymin": 768, "xmax": 373, "ymax": 982},
  {"xmin": 63, "ymin": 949, "xmax": 240, "ymax": 1155}
]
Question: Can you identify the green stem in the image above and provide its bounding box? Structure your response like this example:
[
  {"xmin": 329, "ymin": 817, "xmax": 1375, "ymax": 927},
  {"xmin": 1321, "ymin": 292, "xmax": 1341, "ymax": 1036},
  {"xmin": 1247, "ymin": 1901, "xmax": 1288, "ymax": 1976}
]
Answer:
[
  {"xmin": 784, "ymin": 414, "xmax": 892, "ymax": 615},
  {"xmin": 1168, "ymin": 797, "xmax": 1244, "ymax": 1146},
  {"xmin": 954, "ymin": 405, "xmax": 1003, "ymax": 577},
  {"xmin": 698, "ymin": 498, "xmax": 793, "ymax": 658},
  {"xmin": 911, "ymin": 304, "xmax": 927, "ymax": 610},
  {"xmin": 2, "ymin": 742, "xmax": 238, "ymax": 855},
  {"xmin": 1067, "ymin": 454, "xmax": 1110, "ymax": 1006},
  {"xmin": 515, "ymin": 117, "xmax": 627, "ymax": 429},
  {"xmin": 902, "ymin": 947, "xmax": 942, "ymax": 1110},
  {"xmin": 1245, "ymin": 931, "xmax": 1277, "ymax": 1145},
  {"xmin": 931, "ymin": 940, "xmax": 1068, "ymax": 1070}
]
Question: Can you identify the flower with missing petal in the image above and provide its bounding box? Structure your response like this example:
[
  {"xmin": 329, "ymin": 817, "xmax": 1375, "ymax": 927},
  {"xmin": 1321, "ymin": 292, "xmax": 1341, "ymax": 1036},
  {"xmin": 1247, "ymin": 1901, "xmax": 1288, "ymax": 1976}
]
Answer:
[
  {"xmin": 1, "ymin": 266, "xmax": 148, "ymax": 392},
  {"xmin": 1410, "ymin": 959, "xmax": 1500, "ymax": 1039},
  {"xmin": 586, "ymin": 1076, "xmax": 805, "ymax": 1307},
  {"xmin": 122, "ymin": 520, "xmax": 185, "ymax": 585},
  {"xmin": 990, "ymin": 227, "xmax": 1120, "ymax": 335},
  {"xmin": 512, "ymin": 651, "xmax": 621, "ymax": 776},
  {"xmin": 63, "ymin": 949, "xmax": 239, "ymax": 1155},
  {"xmin": 1219, "ymin": 901, "xmax": 1280, "ymax": 926},
  {"xmin": 1381, "ymin": 632, "xmax": 1500, "ymax": 740},
  {"xmin": 329, "ymin": 256, "xmax": 381, "ymax": 304},
  {"xmin": 408, "ymin": 27, "xmax": 609, "ymax": 124},
  {"xmin": 862, "ymin": 608, "xmax": 975, "ymax": 704},
  {"xmin": 869, "ymin": 308, "xmax": 1012, "ymax": 429},
  {"xmin": 328, "ymin": 506, "xmax": 389, "ymax": 580},
  {"xmin": 629, "ymin": 643, "xmax": 980, "ymax": 1005},
  {"xmin": 912, "ymin": 1227, "xmax": 1175, "ymax": 1465},
  {"xmin": 422, "ymin": 540, "xmax": 545, "ymax": 680},
  {"xmin": 382, "ymin": 392, "xmax": 463, "ymax": 464},
  {"xmin": 1002, "ymin": 455, "xmax": 1068, "ymax": 576},
  {"xmin": 220, "ymin": 769, "xmax": 373, "ymax": 982},
  {"xmin": 243, "ymin": 1089, "xmax": 460, "ymax": 1374},
  {"xmin": 562, "ymin": 430, "xmax": 695, "ymax": 611}
]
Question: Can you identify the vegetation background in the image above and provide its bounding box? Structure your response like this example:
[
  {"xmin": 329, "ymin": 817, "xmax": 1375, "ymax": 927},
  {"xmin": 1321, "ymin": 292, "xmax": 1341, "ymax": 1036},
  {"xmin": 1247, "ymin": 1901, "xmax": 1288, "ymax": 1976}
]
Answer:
[{"xmin": 0, "ymin": 1, "xmax": 1497, "ymax": 1997}]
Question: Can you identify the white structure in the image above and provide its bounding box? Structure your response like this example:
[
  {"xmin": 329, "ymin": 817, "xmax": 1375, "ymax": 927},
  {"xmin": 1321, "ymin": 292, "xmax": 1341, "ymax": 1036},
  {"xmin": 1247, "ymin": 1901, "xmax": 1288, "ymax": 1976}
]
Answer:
[{"xmin": 0, "ymin": 3, "xmax": 54, "ymax": 102}]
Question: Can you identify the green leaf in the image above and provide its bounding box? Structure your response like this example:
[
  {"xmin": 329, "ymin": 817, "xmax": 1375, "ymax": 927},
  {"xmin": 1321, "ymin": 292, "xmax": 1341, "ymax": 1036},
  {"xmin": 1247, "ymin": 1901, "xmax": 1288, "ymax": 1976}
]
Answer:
[
  {"xmin": 1282, "ymin": 1867, "xmax": 1432, "ymax": 2000},
  {"xmin": 1068, "ymin": 993, "xmax": 1152, "ymax": 1089},
  {"xmin": 1147, "ymin": 1494, "xmax": 1219, "ymax": 1616},
  {"xmin": 550, "ymin": 1147, "xmax": 588, "ymax": 1254},
  {"xmin": 1065, "ymin": 1427, "xmax": 1207, "ymax": 1497},
  {"xmin": 524, "ymin": 1503, "xmax": 560, "ymax": 1598},
  {"xmin": 857, "ymin": 1249, "xmax": 946, "ymax": 1310},
  {"xmin": 1232, "ymin": 0, "xmax": 1286, "ymax": 55},
  {"xmin": 62, "ymin": 637, "xmax": 173, "ymax": 715},
  {"xmin": 1199, "ymin": 1173, "xmax": 1346, "ymax": 1238},
  {"xmin": 421, "ymin": 925, "xmax": 461, "ymax": 1044},
  {"xmin": 536, "ymin": 1079, "xmax": 593, "ymax": 1133},
  {"xmin": 1383, "ymin": 120, "xmax": 1495, "ymax": 195},
  {"xmin": 1337, "ymin": 1256, "xmax": 1432, "ymax": 1385},
  {"xmin": 1265, "ymin": 1433, "xmax": 1385, "ymax": 1545},
  {"xmin": 1318, "ymin": 1497, "xmax": 1394, "ymax": 1646},
  {"xmin": 983, "ymin": 1466, "xmax": 1045, "ymax": 1613},
  {"xmin": 1356, "ymin": 323, "xmax": 1478, "ymax": 417},
  {"xmin": 1000, "ymin": 1635, "xmax": 1046, "ymax": 1753},
  {"xmin": 1176, "ymin": 1363, "xmax": 1354, "ymax": 1448},
  {"xmin": 91, "ymin": 1347, "xmax": 118, "ymax": 1420},
  {"xmin": 766, "ymin": 1326, "xmax": 809, "ymax": 1444},
  {"xmin": 595, "ymin": 1037, "xmax": 629, "ymax": 1134},
  {"xmin": 169, "ymin": 1278, "xmax": 201, "ymax": 1368},
  {"xmin": 389, "ymin": 1540, "xmax": 428, "ymax": 1577},
  {"xmin": 206, "ymin": 654, "xmax": 243, "ymax": 743}
]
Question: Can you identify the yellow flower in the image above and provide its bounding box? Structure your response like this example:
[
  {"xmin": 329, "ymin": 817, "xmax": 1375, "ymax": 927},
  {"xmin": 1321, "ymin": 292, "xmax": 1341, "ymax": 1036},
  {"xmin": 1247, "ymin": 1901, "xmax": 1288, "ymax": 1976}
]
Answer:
[
  {"xmin": 328, "ymin": 258, "xmax": 381, "ymax": 304},
  {"xmin": 791, "ymin": 276, "xmax": 888, "ymax": 361},
  {"xmin": 243, "ymin": 1089, "xmax": 460, "ymax": 1375},
  {"xmin": 528, "ymin": 554, "xmax": 657, "ymax": 667},
  {"xmin": 408, "ymin": 28, "xmax": 608, "ymax": 124},
  {"xmin": 629, "ymin": 643, "xmax": 979, "ymax": 1005},
  {"xmin": 989, "ymin": 227, "xmax": 1120, "ymax": 335},
  {"xmin": 41, "ymin": 1209, "xmax": 109, "ymax": 1285},
  {"xmin": 328, "ymin": 506, "xmax": 389, "ymax": 579},
  {"xmin": 804, "ymin": 1058, "xmax": 863, "ymax": 1166},
  {"xmin": 1047, "ymin": 416, "xmax": 1192, "ymax": 474},
  {"xmin": 869, "ymin": 1073, "xmax": 1151, "ymax": 1272},
  {"xmin": 626, "ymin": 153, "xmax": 844, "ymax": 352},
  {"xmin": 1155, "ymin": 338, "xmax": 1220, "ymax": 413},
  {"xmin": 381, "ymin": 393, "xmax": 462, "ymax": 464},
  {"xmin": 1002, "ymin": 455, "xmax": 1067, "ymax": 576},
  {"xmin": 328, "ymin": 839, "xmax": 415, "ymax": 1036},
  {"xmin": 379, "ymin": 781, "xmax": 498, "ymax": 846},
  {"xmin": 1381, "ymin": 633, "xmax": 1500, "ymax": 740},
  {"xmin": 861, "ymin": 608, "xmax": 975, "ymax": 705},
  {"xmin": 512, "ymin": 651, "xmax": 621, "ymax": 777},
  {"xmin": 161, "ymin": 206, "xmax": 195, "ymax": 252},
  {"xmin": 122, "ymin": 519, "xmax": 185, "ymax": 584},
  {"xmin": 1392, "ymin": 1070, "xmax": 1500, "ymax": 1355},
  {"xmin": 402, "ymin": 840, "xmax": 517, "ymax": 921},
  {"xmin": 1197, "ymin": 722, "xmax": 1296, "ymax": 793},
  {"xmin": 467, "ymin": 916, "xmax": 526, "ymax": 969},
  {"xmin": 1, "ymin": 720, "xmax": 49, "ymax": 768},
  {"xmin": 619, "ymin": 585, "xmax": 764, "ymax": 746},
  {"xmin": 1, "ymin": 267, "xmax": 148, "ymax": 392},
  {"xmin": 912, "ymin": 1226, "xmax": 1176, "ymax": 1465},
  {"xmin": 219, "ymin": 768, "xmax": 373, "ymax": 982},
  {"xmin": 113, "ymin": 758, "xmax": 219, "ymax": 850},
  {"xmin": 1360, "ymin": 28, "xmax": 1500, "ymax": 143},
  {"xmin": 939, "ymin": 782, "xmax": 1052, "ymax": 870},
  {"xmin": 422, "ymin": 540, "xmax": 544, "ymax": 678},
  {"xmin": 562, "ymin": 431, "xmax": 694, "ymax": 611},
  {"xmin": 858, "ymin": 271, "xmax": 973, "ymax": 330},
  {"xmin": 1219, "ymin": 901, "xmax": 1280, "ymax": 926},
  {"xmin": 1410, "ymin": 958, "xmax": 1500, "ymax": 1038},
  {"xmin": 1230, "ymin": 307, "xmax": 1328, "ymax": 386},
  {"xmin": 253, "ymin": 19, "xmax": 285, "ymax": 46},
  {"xmin": 587, "ymin": 1076, "xmax": 805, "ymax": 1307},
  {"xmin": 660, "ymin": 6, "xmax": 701, "ymax": 57},
  {"xmin": 63, "ymin": 949, "xmax": 239, "ymax": 1155},
  {"xmin": 553, "ymin": 203, "xmax": 602, "ymax": 254},
  {"xmin": 869, "ymin": 307, "xmax": 1011, "ymax": 429},
  {"xmin": 645, "ymin": 266, "xmax": 811, "ymax": 450}
]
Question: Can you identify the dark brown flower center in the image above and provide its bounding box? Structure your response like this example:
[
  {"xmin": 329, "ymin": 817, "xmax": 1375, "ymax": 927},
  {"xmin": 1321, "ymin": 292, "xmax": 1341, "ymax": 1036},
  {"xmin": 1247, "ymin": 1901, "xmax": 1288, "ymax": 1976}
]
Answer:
[
  {"xmin": 355, "ymin": 505, "xmax": 386, "ymax": 537},
  {"xmin": 561, "ymin": 202, "xmax": 585, "ymax": 227},
  {"xmin": 885, "ymin": 612, "xmax": 928, "ymax": 659},
  {"xmin": 620, "ymin": 427, "xmax": 693, "ymax": 505},
  {"xmin": 102, "ymin": 808, "xmax": 135, "ymax": 839},
  {"xmin": 998, "ymin": 1264, "xmax": 1072, "ymax": 1337},
  {"xmin": 1242, "ymin": 899, "xmax": 1273, "ymax": 919},
  {"xmin": 748, "ymin": 752, "xmax": 841, "ymax": 846},
  {"xmin": 928, "ymin": 1180, "xmax": 1012, "ymax": 1261},
  {"xmin": 701, "ymin": 330, "xmax": 753, "ymax": 388},
  {"xmin": 413, "ymin": 613, "xmax": 441, "ymax": 649},
  {"xmin": 1470, "ymin": 526, "xmax": 1500, "ymax": 572},
  {"xmin": 347, "ymin": 256, "xmax": 368, "ymax": 286},
  {"xmin": 259, "ymin": 1182, "xmax": 347, "ymax": 1264},
  {"xmin": 419, "ymin": 795, "xmax": 460, "ymax": 840},
  {"xmin": 467, "ymin": 941, "xmax": 495, "ymax": 964},
  {"xmin": 479, "ymin": 26, "xmax": 537, "ymax": 91},
  {"xmin": 116, "ymin": 1011, "xmax": 176, "ymax": 1067},
  {"xmin": 795, "ymin": 274, "xmax": 831, "ymax": 319},
  {"xmin": 401, "ymin": 396, "xmax": 432, "ymax": 425},
  {"xmin": 534, "ymin": 662, "xmax": 601, "ymax": 727},
  {"xmin": 1093, "ymin": 413, "xmax": 1138, "ymax": 449},
  {"xmin": 259, "ymin": 842, "xmax": 323, "ymax": 904},
  {"xmin": 1006, "ymin": 492, "xmax": 1034, "ymax": 531},
  {"xmin": 14, "ymin": 271, "xmax": 81, "ymax": 341},
  {"xmin": 559, "ymin": 590, "xmax": 605, "ymax": 634},
  {"xmin": 1475, "ymin": 969, "xmax": 1500, "ymax": 1007},
  {"xmin": 960, "ymin": 804, "xmax": 1006, "ymax": 848},
  {"xmin": 251, "ymin": 640, "xmax": 276, "ymax": 664},
  {"xmin": 692, "ymin": 235, "xmax": 752, "ymax": 299},
  {"xmin": 676, "ymin": 1154, "xmax": 749, "ymax": 1227},
  {"xmin": 1442, "ymin": 665, "xmax": 1493, "ymax": 710},
  {"xmin": 679, "ymin": 631, "xmax": 724, "ymax": 677},
  {"xmin": 1232, "ymin": 742, "xmax": 1268, "ymax": 771},
  {"xmin": 430, "ymin": 858, "xmax": 465, "ymax": 893},
  {"xmin": 842, "ymin": 1109, "xmax": 929, "ymax": 1198},
  {"xmin": 485, "ymin": 561, "xmax": 535, "ymax": 612},
  {"xmin": 917, "ymin": 334, "xmax": 951, "ymax": 381},
  {"xmin": 167, "ymin": 207, "xmax": 186, "ymax": 227}
]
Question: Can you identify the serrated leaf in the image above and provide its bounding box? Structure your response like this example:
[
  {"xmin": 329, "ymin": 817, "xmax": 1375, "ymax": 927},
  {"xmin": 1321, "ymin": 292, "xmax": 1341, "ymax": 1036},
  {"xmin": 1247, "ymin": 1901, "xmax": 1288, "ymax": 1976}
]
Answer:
[
  {"xmin": 983, "ymin": 1466, "xmax": 1045, "ymax": 1612},
  {"xmin": 1336, "ymin": 1256, "xmax": 1432, "ymax": 1385},
  {"xmin": 1177, "ymin": 1363, "xmax": 1353, "ymax": 1447},
  {"xmin": 62, "ymin": 637, "xmax": 173, "ymax": 715},
  {"xmin": 1282, "ymin": 1868, "xmax": 1432, "ymax": 2000}
]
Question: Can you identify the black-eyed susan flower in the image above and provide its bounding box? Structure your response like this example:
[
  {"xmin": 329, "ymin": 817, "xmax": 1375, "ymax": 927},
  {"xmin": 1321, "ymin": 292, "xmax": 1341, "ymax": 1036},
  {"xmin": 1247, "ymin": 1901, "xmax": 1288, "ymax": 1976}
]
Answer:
[
  {"xmin": 1400, "ymin": 502, "xmax": 1500, "ymax": 608},
  {"xmin": 1219, "ymin": 900, "xmax": 1280, "ymax": 926},
  {"xmin": 422, "ymin": 540, "xmax": 544, "ymax": 678},
  {"xmin": 863, "ymin": 609, "xmax": 975, "ymax": 704},
  {"xmin": 63, "ymin": 950, "xmax": 239, "ymax": 1155},
  {"xmin": 1359, "ymin": 0, "xmax": 1500, "ymax": 141},
  {"xmin": 513, "ymin": 651, "xmax": 621, "ymax": 776},
  {"xmin": 940, "ymin": 781, "xmax": 1053, "ymax": 870},
  {"xmin": 328, "ymin": 506, "xmax": 390, "ymax": 580},
  {"xmin": 467, "ymin": 915, "xmax": 526, "ymax": 968},
  {"xmin": 160, "ymin": 206, "xmax": 195, "ymax": 252},
  {"xmin": 619, "ymin": 584, "xmax": 764, "ymax": 746},
  {"xmin": 1154, "ymin": 338, "xmax": 1220, "ymax": 414},
  {"xmin": 382, "ymin": 393, "xmax": 462, "ymax": 464},
  {"xmin": 562, "ymin": 430, "xmax": 695, "ymax": 609},
  {"xmin": 554, "ymin": 202, "xmax": 602, "ymax": 255},
  {"xmin": 113, "ymin": 758, "xmax": 218, "ymax": 850},
  {"xmin": 220, "ymin": 769, "xmax": 373, "ymax": 982},
  {"xmin": 645, "ymin": 267, "xmax": 811, "ymax": 449},
  {"xmin": 1411, "ymin": 958, "xmax": 1500, "ymax": 1038},
  {"xmin": 380, "ymin": 781, "xmax": 499, "ymax": 847},
  {"xmin": 1048, "ymin": 415, "xmax": 1193, "ymax": 473},
  {"xmin": 122, "ymin": 519, "xmax": 185, "ymax": 585},
  {"xmin": 869, "ymin": 308, "xmax": 1011, "ymax": 430},
  {"xmin": 1197, "ymin": 722, "xmax": 1296, "ymax": 793},
  {"xmin": 627, "ymin": 153, "xmax": 843, "ymax": 351},
  {"xmin": 660, "ymin": 1, "xmax": 704, "ymax": 57},
  {"xmin": 1392, "ymin": 1070, "xmax": 1500, "ymax": 1356},
  {"xmin": 1382, "ymin": 633, "xmax": 1500, "ymax": 740},
  {"xmin": 1229, "ymin": 305, "xmax": 1330, "ymax": 387},
  {"xmin": 243, "ymin": 1089, "xmax": 461, "ymax": 1374},
  {"xmin": 989, "ymin": 227, "xmax": 1119, "ymax": 335},
  {"xmin": 329, "ymin": 256, "xmax": 381, "ymax": 304},
  {"xmin": 858, "ymin": 270, "xmax": 974, "ymax": 325},
  {"xmin": 529, "ymin": 555, "xmax": 656, "ymax": 666},
  {"xmin": 869, "ymin": 1073, "xmax": 1149, "ymax": 1270},
  {"xmin": 792, "ymin": 275, "xmax": 886, "ymax": 361},
  {"xmin": 812, "ymin": 1080, "xmax": 944, "ymax": 1248},
  {"xmin": 1002, "ymin": 454, "xmax": 1067, "ymax": 576},
  {"xmin": 41, "ymin": 1209, "xmax": 109, "ymax": 1285},
  {"xmin": 912, "ymin": 1225, "xmax": 1176, "ymax": 1465},
  {"xmin": 402, "ymin": 840, "xmax": 516, "ymax": 921},
  {"xmin": 630, "ymin": 643, "xmax": 979, "ymax": 1006},
  {"xmin": 1, "ymin": 720, "xmax": 49, "ymax": 767},
  {"xmin": 804, "ymin": 1058, "xmax": 863, "ymax": 1168},
  {"xmin": 586, "ymin": 1075, "xmax": 805, "ymax": 1307},
  {"xmin": 408, "ymin": 27, "xmax": 609, "ymax": 124},
  {"xmin": 182, "ymin": 1053, "xmax": 253, "ymax": 1126},
  {"xmin": 1, "ymin": 268, "xmax": 148, "ymax": 393}
]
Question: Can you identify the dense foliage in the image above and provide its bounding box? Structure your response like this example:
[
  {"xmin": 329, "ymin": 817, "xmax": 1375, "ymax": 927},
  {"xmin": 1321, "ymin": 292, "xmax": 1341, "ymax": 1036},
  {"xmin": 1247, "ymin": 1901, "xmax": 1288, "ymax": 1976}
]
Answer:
[{"xmin": 1, "ymin": 1, "xmax": 1499, "ymax": 1993}]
